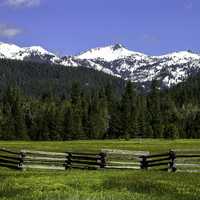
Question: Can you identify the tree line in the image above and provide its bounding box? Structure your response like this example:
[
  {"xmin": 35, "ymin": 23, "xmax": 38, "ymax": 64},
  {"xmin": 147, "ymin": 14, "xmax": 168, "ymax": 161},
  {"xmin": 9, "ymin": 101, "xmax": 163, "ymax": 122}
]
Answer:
[{"xmin": 0, "ymin": 78, "xmax": 200, "ymax": 140}]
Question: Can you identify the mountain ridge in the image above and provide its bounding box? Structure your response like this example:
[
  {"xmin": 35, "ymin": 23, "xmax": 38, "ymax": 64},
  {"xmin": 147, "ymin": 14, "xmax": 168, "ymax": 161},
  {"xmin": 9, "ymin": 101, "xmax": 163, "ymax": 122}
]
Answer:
[{"xmin": 0, "ymin": 42, "xmax": 200, "ymax": 88}]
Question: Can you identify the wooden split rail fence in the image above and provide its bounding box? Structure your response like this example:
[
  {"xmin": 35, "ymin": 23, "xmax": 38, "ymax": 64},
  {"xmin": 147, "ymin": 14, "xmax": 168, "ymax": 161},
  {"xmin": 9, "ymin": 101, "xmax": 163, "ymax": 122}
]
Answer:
[
  {"xmin": 174, "ymin": 149, "xmax": 200, "ymax": 173},
  {"xmin": 0, "ymin": 148, "xmax": 106, "ymax": 171},
  {"xmin": 140, "ymin": 151, "xmax": 176, "ymax": 172},
  {"xmin": 0, "ymin": 148, "xmax": 22, "ymax": 170},
  {"xmin": 101, "ymin": 149, "xmax": 149, "ymax": 170},
  {"xmin": 0, "ymin": 148, "xmax": 200, "ymax": 173}
]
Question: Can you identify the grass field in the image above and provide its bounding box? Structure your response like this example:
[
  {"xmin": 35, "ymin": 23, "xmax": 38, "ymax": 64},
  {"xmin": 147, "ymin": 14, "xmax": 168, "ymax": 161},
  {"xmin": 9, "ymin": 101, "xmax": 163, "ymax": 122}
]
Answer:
[{"xmin": 0, "ymin": 139, "xmax": 200, "ymax": 200}]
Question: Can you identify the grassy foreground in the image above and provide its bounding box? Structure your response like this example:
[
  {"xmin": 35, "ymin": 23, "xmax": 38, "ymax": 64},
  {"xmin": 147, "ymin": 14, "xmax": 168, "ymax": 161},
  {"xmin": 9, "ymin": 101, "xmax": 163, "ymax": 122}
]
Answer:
[{"xmin": 0, "ymin": 139, "xmax": 200, "ymax": 200}]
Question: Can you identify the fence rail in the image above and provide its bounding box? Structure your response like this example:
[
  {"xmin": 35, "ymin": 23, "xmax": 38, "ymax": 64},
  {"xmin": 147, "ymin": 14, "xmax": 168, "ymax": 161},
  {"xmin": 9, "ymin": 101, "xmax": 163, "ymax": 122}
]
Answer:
[
  {"xmin": 140, "ymin": 151, "xmax": 176, "ymax": 172},
  {"xmin": 0, "ymin": 148, "xmax": 22, "ymax": 170},
  {"xmin": 0, "ymin": 148, "xmax": 200, "ymax": 173},
  {"xmin": 101, "ymin": 149, "xmax": 148, "ymax": 170},
  {"xmin": 172, "ymin": 149, "xmax": 200, "ymax": 173}
]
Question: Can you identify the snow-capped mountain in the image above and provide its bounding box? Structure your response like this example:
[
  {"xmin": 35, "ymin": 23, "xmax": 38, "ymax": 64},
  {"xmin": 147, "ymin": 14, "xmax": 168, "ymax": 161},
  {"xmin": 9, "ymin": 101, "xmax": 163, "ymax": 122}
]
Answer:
[
  {"xmin": 0, "ymin": 42, "xmax": 60, "ymax": 64},
  {"xmin": 0, "ymin": 42, "xmax": 200, "ymax": 88},
  {"xmin": 69, "ymin": 44, "xmax": 200, "ymax": 87}
]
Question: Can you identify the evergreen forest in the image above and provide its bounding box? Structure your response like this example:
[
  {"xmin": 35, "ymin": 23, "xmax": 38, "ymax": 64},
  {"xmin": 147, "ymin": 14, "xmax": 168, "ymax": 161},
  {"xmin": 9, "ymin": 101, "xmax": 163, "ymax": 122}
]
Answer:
[{"xmin": 0, "ymin": 59, "xmax": 200, "ymax": 140}]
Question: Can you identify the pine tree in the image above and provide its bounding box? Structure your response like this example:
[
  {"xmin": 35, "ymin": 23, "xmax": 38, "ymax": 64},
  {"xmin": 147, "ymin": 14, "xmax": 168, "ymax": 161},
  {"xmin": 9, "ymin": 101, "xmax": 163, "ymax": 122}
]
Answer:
[
  {"xmin": 163, "ymin": 123, "xmax": 179, "ymax": 139},
  {"xmin": 120, "ymin": 81, "xmax": 138, "ymax": 138},
  {"xmin": 70, "ymin": 82, "xmax": 83, "ymax": 139},
  {"xmin": 2, "ymin": 86, "xmax": 28, "ymax": 140},
  {"xmin": 81, "ymin": 93, "xmax": 89, "ymax": 139},
  {"xmin": 186, "ymin": 111, "xmax": 200, "ymax": 138},
  {"xmin": 137, "ymin": 96, "xmax": 148, "ymax": 138},
  {"xmin": 148, "ymin": 80, "xmax": 164, "ymax": 138},
  {"xmin": 45, "ymin": 102, "xmax": 62, "ymax": 140},
  {"xmin": 108, "ymin": 102, "xmax": 121, "ymax": 138},
  {"xmin": 63, "ymin": 105, "xmax": 73, "ymax": 140},
  {"xmin": 87, "ymin": 90, "xmax": 109, "ymax": 139}
]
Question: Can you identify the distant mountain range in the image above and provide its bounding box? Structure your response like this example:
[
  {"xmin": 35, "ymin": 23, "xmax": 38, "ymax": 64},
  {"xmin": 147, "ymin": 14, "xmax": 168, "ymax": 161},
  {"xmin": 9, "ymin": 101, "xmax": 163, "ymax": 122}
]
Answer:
[{"xmin": 1, "ymin": 42, "xmax": 200, "ymax": 88}]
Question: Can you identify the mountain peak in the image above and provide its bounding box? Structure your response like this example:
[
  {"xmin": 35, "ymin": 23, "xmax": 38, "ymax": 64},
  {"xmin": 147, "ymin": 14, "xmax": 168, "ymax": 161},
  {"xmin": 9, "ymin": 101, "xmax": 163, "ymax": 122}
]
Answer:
[
  {"xmin": 0, "ymin": 42, "xmax": 23, "ymax": 58},
  {"xmin": 24, "ymin": 46, "xmax": 54, "ymax": 55},
  {"xmin": 77, "ymin": 44, "xmax": 144, "ymax": 61},
  {"xmin": 112, "ymin": 43, "xmax": 124, "ymax": 50}
]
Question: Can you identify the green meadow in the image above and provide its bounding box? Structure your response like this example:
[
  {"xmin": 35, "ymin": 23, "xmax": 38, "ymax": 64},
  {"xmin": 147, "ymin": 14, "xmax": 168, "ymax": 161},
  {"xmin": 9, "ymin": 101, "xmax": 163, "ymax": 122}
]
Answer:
[{"xmin": 0, "ymin": 139, "xmax": 200, "ymax": 200}]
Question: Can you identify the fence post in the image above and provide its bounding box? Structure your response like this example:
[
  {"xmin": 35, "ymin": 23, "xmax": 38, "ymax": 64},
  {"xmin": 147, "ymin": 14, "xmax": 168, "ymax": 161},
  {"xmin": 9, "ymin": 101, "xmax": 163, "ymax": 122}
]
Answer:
[
  {"xmin": 140, "ymin": 156, "xmax": 148, "ymax": 170},
  {"xmin": 19, "ymin": 151, "xmax": 25, "ymax": 170},
  {"xmin": 99, "ymin": 152, "xmax": 106, "ymax": 168},
  {"xmin": 169, "ymin": 150, "xmax": 176, "ymax": 172},
  {"xmin": 65, "ymin": 152, "xmax": 72, "ymax": 169}
]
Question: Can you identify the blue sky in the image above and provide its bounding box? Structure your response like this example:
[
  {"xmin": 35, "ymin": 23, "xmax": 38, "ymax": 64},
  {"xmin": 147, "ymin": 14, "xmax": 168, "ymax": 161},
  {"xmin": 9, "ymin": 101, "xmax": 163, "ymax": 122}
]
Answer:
[{"xmin": 0, "ymin": 0, "xmax": 199, "ymax": 56}]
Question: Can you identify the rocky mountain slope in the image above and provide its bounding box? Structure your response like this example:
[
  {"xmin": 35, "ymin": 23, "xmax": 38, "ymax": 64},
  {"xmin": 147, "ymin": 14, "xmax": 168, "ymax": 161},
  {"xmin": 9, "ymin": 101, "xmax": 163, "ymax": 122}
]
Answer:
[{"xmin": 0, "ymin": 42, "xmax": 200, "ymax": 87}]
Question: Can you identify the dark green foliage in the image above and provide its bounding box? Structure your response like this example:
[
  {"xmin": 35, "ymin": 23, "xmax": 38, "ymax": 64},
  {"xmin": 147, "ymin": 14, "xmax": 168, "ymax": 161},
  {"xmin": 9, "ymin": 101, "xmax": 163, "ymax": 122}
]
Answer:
[
  {"xmin": 119, "ymin": 81, "xmax": 138, "ymax": 138},
  {"xmin": 1, "ymin": 86, "xmax": 28, "ymax": 140},
  {"xmin": 0, "ymin": 59, "xmax": 125, "ymax": 98},
  {"xmin": 163, "ymin": 124, "xmax": 179, "ymax": 139},
  {"xmin": 148, "ymin": 80, "xmax": 163, "ymax": 138},
  {"xmin": 0, "ymin": 59, "xmax": 200, "ymax": 140},
  {"xmin": 185, "ymin": 111, "xmax": 200, "ymax": 139}
]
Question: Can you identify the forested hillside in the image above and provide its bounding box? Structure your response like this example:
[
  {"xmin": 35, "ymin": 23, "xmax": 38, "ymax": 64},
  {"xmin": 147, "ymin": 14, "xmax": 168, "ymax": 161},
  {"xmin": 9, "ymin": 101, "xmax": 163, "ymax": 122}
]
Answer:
[
  {"xmin": 0, "ymin": 59, "xmax": 125, "ymax": 98},
  {"xmin": 0, "ymin": 59, "xmax": 200, "ymax": 140}
]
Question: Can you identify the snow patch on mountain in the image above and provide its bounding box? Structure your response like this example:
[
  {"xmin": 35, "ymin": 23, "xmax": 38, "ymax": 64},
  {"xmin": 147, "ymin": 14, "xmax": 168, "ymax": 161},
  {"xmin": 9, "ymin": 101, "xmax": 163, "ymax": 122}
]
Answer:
[
  {"xmin": 0, "ymin": 42, "xmax": 59, "ymax": 62},
  {"xmin": 0, "ymin": 43, "xmax": 23, "ymax": 58},
  {"xmin": 24, "ymin": 46, "xmax": 55, "ymax": 56},
  {"xmin": 77, "ymin": 44, "xmax": 146, "ymax": 62},
  {"xmin": 159, "ymin": 51, "xmax": 200, "ymax": 60}
]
